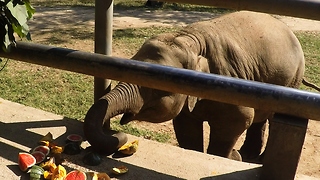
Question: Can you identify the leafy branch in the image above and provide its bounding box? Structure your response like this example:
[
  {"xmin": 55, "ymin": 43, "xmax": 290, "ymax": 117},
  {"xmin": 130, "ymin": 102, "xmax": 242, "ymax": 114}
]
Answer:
[{"xmin": 0, "ymin": 0, "xmax": 35, "ymax": 52}]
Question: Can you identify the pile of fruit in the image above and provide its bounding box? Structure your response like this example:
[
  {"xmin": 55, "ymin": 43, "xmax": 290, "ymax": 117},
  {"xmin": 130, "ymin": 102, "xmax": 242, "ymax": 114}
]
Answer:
[{"xmin": 17, "ymin": 132, "xmax": 138, "ymax": 180}]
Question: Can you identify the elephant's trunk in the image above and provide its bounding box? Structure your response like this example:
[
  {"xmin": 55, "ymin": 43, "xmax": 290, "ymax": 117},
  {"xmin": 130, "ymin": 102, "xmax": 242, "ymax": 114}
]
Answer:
[{"xmin": 84, "ymin": 82, "xmax": 142, "ymax": 155}]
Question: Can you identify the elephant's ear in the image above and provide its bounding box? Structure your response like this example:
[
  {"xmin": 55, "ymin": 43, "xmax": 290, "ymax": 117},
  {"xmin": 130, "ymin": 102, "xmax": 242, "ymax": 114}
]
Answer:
[
  {"xmin": 187, "ymin": 56, "xmax": 207, "ymax": 112},
  {"xmin": 187, "ymin": 95, "xmax": 198, "ymax": 112},
  {"xmin": 195, "ymin": 55, "xmax": 210, "ymax": 73}
]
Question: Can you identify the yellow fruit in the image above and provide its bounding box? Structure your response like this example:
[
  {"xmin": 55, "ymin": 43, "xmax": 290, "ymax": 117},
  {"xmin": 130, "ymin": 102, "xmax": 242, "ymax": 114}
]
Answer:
[
  {"xmin": 43, "ymin": 171, "xmax": 52, "ymax": 180},
  {"xmin": 51, "ymin": 145, "xmax": 64, "ymax": 154},
  {"xmin": 40, "ymin": 157, "xmax": 57, "ymax": 172},
  {"xmin": 112, "ymin": 166, "xmax": 128, "ymax": 175},
  {"xmin": 86, "ymin": 172, "xmax": 110, "ymax": 180},
  {"xmin": 118, "ymin": 140, "xmax": 139, "ymax": 155},
  {"xmin": 51, "ymin": 165, "xmax": 66, "ymax": 180},
  {"xmin": 86, "ymin": 172, "xmax": 98, "ymax": 180},
  {"xmin": 97, "ymin": 172, "xmax": 111, "ymax": 180},
  {"xmin": 39, "ymin": 140, "xmax": 50, "ymax": 146}
]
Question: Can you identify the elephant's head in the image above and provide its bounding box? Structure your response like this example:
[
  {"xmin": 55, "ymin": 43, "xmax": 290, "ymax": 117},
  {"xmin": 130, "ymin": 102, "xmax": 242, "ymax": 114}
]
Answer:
[
  {"xmin": 84, "ymin": 82, "xmax": 190, "ymax": 154},
  {"xmin": 84, "ymin": 32, "xmax": 208, "ymax": 154}
]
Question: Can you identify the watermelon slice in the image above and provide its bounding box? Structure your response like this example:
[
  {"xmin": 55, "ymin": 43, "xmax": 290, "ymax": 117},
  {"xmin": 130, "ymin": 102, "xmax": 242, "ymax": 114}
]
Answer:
[
  {"xmin": 66, "ymin": 134, "xmax": 83, "ymax": 144},
  {"xmin": 65, "ymin": 170, "xmax": 87, "ymax": 180},
  {"xmin": 31, "ymin": 151, "xmax": 46, "ymax": 164},
  {"xmin": 18, "ymin": 152, "xmax": 36, "ymax": 172},
  {"xmin": 32, "ymin": 145, "xmax": 50, "ymax": 156}
]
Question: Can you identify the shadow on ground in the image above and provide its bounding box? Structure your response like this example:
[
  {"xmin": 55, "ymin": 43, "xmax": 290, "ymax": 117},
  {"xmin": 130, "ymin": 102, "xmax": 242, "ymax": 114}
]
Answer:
[
  {"xmin": 30, "ymin": 6, "xmax": 218, "ymax": 31},
  {"xmin": 0, "ymin": 118, "xmax": 83, "ymax": 162},
  {"xmin": 0, "ymin": 115, "xmax": 263, "ymax": 180},
  {"xmin": 0, "ymin": 117, "xmax": 185, "ymax": 179},
  {"xmin": 201, "ymin": 167, "xmax": 262, "ymax": 180}
]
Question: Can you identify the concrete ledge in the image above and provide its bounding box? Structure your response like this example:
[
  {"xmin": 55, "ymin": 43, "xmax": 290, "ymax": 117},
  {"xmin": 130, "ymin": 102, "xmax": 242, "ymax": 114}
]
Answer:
[{"xmin": 0, "ymin": 98, "xmax": 315, "ymax": 179}]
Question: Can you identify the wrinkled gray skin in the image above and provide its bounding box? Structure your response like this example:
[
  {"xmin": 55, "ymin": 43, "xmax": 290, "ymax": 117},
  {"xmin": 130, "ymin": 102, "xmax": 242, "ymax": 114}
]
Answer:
[{"xmin": 84, "ymin": 11, "xmax": 305, "ymax": 160}]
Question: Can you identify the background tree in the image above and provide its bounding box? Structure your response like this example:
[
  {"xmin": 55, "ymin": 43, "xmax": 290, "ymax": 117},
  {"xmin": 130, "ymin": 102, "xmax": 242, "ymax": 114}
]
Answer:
[{"xmin": 0, "ymin": 0, "xmax": 34, "ymax": 52}]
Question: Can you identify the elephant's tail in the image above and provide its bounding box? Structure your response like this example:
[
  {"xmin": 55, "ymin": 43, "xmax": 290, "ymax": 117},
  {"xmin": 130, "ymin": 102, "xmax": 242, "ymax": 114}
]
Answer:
[{"xmin": 302, "ymin": 78, "xmax": 320, "ymax": 92}]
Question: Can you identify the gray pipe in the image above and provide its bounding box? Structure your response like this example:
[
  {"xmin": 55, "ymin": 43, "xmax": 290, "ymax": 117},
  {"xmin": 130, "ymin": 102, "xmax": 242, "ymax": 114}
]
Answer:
[
  {"xmin": 163, "ymin": 0, "xmax": 320, "ymax": 21},
  {"xmin": 1, "ymin": 42, "xmax": 320, "ymax": 121}
]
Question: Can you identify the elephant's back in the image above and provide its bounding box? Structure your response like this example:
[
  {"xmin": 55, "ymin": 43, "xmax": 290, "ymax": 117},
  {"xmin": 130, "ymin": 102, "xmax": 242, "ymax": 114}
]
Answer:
[
  {"xmin": 185, "ymin": 11, "xmax": 305, "ymax": 87},
  {"xmin": 188, "ymin": 11, "xmax": 297, "ymax": 47}
]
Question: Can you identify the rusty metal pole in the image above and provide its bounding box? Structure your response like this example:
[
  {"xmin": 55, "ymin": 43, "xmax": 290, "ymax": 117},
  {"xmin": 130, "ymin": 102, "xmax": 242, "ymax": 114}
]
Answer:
[
  {"xmin": 163, "ymin": 0, "xmax": 320, "ymax": 21},
  {"xmin": 94, "ymin": 0, "xmax": 113, "ymax": 102}
]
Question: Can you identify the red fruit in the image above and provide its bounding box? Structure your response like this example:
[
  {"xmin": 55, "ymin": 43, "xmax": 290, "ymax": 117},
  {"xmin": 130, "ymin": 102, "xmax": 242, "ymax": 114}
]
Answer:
[
  {"xmin": 32, "ymin": 145, "xmax": 50, "ymax": 156},
  {"xmin": 67, "ymin": 134, "xmax": 83, "ymax": 143},
  {"xmin": 65, "ymin": 170, "xmax": 87, "ymax": 180},
  {"xmin": 18, "ymin": 152, "xmax": 36, "ymax": 172},
  {"xmin": 31, "ymin": 151, "xmax": 46, "ymax": 164}
]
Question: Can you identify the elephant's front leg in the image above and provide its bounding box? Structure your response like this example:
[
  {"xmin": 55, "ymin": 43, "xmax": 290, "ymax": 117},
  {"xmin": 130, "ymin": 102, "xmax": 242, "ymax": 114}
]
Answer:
[{"xmin": 173, "ymin": 111, "xmax": 204, "ymax": 152}]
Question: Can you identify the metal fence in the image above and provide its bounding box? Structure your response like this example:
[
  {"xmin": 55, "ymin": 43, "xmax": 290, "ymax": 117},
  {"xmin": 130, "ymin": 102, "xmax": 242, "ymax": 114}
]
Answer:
[{"xmin": 1, "ymin": 0, "xmax": 320, "ymax": 179}]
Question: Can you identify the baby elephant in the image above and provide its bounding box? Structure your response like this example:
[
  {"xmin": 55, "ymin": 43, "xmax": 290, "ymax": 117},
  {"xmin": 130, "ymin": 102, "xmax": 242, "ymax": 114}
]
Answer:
[{"xmin": 84, "ymin": 11, "xmax": 306, "ymax": 160}]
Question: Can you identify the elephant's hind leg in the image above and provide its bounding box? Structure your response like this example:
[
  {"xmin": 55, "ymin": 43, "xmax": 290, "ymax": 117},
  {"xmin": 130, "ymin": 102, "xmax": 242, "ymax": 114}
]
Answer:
[
  {"xmin": 207, "ymin": 106, "xmax": 254, "ymax": 161},
  {"xmin": 207, "ymin": 132, "xmax": 242, "ymax": 161},
  {"xmin": 240, "ymin": 110, "xmax": 271, "ymax": 162},
  {"xmin": 173, "ymin": 112, "xmax": 204, "ymax": 152},
  {"xmin": 240, "ymin": 120, "xmax": 267, "ymax": 162}
]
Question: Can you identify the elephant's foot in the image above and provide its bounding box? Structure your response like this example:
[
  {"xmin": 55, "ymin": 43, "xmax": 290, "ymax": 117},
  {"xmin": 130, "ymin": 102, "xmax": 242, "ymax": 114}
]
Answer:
[
  {"xmin": 239, "ymin": 152, "xmax": 264, "ymax": 164},
  {"xmin": 239, "ymin": 145, "xmax": 261, "ymax": 161},
  {"xmin": 207, "ymin": 139, "xmax": 241, "ymax": 161},
  {"xmin": 208, "ymin": 147, "xmax": 242, "ymax": 161}
]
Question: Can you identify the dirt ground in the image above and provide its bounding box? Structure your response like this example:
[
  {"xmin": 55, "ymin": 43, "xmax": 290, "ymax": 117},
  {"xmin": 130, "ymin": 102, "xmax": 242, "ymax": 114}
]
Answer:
[{"xmin": 29, "ymin": 6, "xmax": 320, "ymax": 178}]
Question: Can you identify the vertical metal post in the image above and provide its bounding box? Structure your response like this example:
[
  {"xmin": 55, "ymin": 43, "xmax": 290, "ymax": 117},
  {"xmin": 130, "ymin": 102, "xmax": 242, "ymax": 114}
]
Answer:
[
  {"xmin": 94, "ymin": 0, "xmax": 113, "ymax": 102},
  {"xmin": 261, "ymin": 114, "xmax": 308, "ymax": 180}
]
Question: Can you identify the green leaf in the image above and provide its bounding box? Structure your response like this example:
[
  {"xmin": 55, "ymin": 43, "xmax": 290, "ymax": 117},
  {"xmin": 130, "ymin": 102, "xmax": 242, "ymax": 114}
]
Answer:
[
  {"xmin": 23, "ymin": 0, "xmax": 35, "ymax": 19},
  {"xmin": 7, "ymin": 1, "xmax": 28, "ymax": 28},
  {"xmin": 1, "ymin": 0, "xmax": 34, "ymax": 49},
  {"xmin": 1, "ymin": 0, "xmax": 34, "ymax": 51}
]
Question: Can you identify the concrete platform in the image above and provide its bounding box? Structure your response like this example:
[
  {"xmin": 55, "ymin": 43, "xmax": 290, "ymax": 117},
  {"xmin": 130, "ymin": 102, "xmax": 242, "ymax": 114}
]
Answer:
[{"xmin": 0, "ymin": 98, "xmax": 315, "ymax": 179}]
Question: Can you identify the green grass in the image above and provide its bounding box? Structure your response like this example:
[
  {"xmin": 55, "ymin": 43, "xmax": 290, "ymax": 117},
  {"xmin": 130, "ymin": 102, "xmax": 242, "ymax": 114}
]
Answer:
[
  {"xmin": 0, "ymin": 62, "xmax": 94, "ymax": 120},
  {"xmin": 296, "ymin": 32, "xmax": 320, "ymax": 91},
  {"xmin": 111, "ymin": 120, "xmax": 171, "ymax": 143}
]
